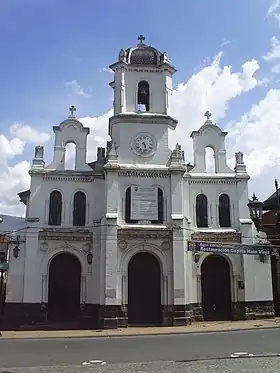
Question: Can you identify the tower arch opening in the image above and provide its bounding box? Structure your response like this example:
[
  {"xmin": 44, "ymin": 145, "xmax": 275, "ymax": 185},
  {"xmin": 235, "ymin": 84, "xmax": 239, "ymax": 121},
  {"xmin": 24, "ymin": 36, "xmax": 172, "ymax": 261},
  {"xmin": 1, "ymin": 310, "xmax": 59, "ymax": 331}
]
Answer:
[{"xmin": 137, "ymin": 80, "xmax": 150, "ymax": 112}]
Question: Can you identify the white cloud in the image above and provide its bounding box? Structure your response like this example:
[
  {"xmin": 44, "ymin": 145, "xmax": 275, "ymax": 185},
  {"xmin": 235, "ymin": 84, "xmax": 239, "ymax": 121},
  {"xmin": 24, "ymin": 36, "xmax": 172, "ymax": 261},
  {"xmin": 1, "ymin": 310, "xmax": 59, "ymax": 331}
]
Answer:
[
  {"xmin": 226, "ymin": 89, "xmax": 280, "ymax": 183},
  {"xmin": 267, "ymin": 0, "xmax": 280, "ymax": 25},
  {"xmin": 65, "ymin": 80, "xmax": 92, "ymax": 98},
  {"xmin": 263, "ymin": 36, "xmax": 280, "ymax": 62},
  {"xmin": 0, "ymin": 125, "xmax": 49, "ymax": 216},
  {"xmin": 168, "ymin": 54, "xmax": 260, "ymax": 158},
  {"xmin": 268, "ymin": 0, "xmax": 280, "ymax": 16},
  {"xmin": 10, "ymin": 123, "xmax": 50, "ymax": 144}
]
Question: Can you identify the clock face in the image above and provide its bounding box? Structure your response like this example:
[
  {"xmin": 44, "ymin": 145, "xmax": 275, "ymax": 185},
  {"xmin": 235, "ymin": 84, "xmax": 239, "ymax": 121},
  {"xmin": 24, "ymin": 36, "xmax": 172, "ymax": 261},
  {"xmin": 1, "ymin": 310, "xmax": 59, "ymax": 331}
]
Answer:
[{"xmin": 131, "ymin": 133, "xmax": 157, "ymax": 157}]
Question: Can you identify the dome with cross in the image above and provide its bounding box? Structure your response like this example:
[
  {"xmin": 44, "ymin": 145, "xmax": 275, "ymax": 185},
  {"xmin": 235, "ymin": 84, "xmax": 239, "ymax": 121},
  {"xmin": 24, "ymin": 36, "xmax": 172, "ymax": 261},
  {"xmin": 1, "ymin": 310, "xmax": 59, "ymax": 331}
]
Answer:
[{"xmin": 118, "ymin": 35, "xmax": 168, "ymax": 66}]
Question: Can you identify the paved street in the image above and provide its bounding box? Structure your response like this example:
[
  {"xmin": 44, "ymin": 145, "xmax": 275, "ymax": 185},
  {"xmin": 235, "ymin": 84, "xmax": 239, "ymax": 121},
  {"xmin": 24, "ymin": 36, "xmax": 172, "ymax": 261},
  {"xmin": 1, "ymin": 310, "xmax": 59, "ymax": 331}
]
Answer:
[
  {"xmin": 1, "ymin": 328, "xmax": 280, "ymax": 371},
  {"xmin": 2, "ymin": 358, "xmax": 280, "ymax": 372}
]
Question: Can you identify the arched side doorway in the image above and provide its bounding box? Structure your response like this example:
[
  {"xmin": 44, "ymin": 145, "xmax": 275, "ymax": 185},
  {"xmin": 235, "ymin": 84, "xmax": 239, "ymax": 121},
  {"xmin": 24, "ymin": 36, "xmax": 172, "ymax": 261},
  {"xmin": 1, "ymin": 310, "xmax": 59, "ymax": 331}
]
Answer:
[
  {"xmin": 128, "ymin": 252, "xmax": 161, "ymax": 326},
  {"xmin": 48, "ymin": 253, "xmax": 81, "ymax": 322},
  {"xmin": 201, "ymin": 255, "xmax": 232, "ymax": 321}
]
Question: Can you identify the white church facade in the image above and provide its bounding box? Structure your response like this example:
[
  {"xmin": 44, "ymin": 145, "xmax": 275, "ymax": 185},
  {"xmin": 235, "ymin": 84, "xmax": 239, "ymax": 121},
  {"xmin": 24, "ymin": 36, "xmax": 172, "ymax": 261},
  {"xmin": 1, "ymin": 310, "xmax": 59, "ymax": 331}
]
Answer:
[{"xmin": 3, "ymin": 36, "xmax": 274, "ymax": 330}]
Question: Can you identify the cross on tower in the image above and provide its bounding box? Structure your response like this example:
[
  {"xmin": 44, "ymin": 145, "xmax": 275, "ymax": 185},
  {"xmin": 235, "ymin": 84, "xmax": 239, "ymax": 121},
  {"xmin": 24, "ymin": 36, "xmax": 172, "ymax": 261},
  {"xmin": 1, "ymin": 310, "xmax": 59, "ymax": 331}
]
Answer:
[
  {"xmin": 69, "ymin": 105, "xmax": 76, "ymax": 117},
  {"xmin": 137, "ymin": 34, "xmax": 145, "ymax": 44},
  {"xmin": 204, "ymin": 110, "xmax": 212, "ymax": 120}
]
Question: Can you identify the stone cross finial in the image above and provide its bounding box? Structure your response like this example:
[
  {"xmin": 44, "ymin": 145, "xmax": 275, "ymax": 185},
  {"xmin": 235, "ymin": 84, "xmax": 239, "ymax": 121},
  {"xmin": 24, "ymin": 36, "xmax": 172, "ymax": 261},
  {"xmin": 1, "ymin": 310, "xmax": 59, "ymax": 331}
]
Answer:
[
  {"xmin": 69, "ymin": 105, "xmax": 76, "ymax": 117},
  {"xmin": 204, "ymin": 110, "xmax": 212, "ymax": 120},
  {"xmin": 138, "ymin": 34, "xmax": 145, "ymax": 44}
]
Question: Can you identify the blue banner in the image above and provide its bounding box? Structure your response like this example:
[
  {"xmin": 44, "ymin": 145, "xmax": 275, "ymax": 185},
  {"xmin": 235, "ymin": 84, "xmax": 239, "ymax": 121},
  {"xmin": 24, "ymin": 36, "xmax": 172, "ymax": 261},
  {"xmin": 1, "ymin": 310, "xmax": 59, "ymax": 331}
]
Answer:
[{"xmin": 188, "ymin": 241, "xmax": 271, "ymax": 256}]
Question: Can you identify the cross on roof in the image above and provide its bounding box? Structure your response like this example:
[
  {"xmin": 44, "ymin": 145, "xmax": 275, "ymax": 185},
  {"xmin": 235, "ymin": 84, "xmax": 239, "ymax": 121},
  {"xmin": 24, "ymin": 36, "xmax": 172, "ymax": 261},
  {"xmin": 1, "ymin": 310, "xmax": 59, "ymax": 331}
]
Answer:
[
  {"xmin": 69, "ymin": 105, "xmax": 76, "ymax": 117},
  {"xmin": 204, "ymin": 110, "xmax": 212, "ymax": 120},
  {"xmin": 138, "ymin": 34, "xmax": 145, "ymax": 44}
]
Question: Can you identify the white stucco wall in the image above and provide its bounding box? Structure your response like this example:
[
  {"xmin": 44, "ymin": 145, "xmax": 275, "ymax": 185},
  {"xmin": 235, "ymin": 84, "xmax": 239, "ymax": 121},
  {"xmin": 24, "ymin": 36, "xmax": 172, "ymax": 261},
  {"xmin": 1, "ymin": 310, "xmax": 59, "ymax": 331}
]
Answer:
[{"xmin": 6, "ymin": 42, "xmax": 273, "ymax": 317}]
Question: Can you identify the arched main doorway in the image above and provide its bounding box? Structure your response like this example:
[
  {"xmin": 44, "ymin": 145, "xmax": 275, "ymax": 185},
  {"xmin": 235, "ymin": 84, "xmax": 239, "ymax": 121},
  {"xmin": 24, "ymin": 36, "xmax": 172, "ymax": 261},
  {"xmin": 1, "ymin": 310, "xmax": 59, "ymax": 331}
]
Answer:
[
  {"xmin": 201, "ymin": 255, "xmax": 232, "ymax": 321},
  {"xmin": 128, "ymin": 252, "xmax": 161, "ymax": 326},
  {"xmin": 48, "ymin": 253, "xmax": 81, "ymax": 322}
]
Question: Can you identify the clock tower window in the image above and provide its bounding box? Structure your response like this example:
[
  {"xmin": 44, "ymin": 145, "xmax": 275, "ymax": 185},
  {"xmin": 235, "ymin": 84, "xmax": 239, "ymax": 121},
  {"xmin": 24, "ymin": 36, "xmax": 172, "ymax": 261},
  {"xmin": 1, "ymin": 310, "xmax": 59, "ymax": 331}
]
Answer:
[{"xmin": 137, "ymin": 80, "xmax": 150, "ymax": 112}]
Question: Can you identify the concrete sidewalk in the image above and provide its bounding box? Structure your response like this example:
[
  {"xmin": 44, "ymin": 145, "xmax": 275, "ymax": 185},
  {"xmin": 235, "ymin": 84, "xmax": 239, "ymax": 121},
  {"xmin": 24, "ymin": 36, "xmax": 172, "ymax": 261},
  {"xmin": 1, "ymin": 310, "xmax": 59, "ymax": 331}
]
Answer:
[{"xmin": 1, "ymin": 318, "xmax": 280, "ymax": 340}]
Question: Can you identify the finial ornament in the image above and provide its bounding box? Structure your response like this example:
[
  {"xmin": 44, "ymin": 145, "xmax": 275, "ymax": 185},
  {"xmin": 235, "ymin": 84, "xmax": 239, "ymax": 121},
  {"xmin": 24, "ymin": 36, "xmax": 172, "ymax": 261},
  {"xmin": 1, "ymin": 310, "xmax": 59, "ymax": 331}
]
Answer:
[
  {"xmin": 204, "ymin": 110, "xmax": 212, "ymax": 120},
  {"xmin": 137, "ymin": 34, "xmax": 145, "ymax": 45},
  {"xmin": 69, "ymin": 105, "xmax": 76, "ymax": 117}
]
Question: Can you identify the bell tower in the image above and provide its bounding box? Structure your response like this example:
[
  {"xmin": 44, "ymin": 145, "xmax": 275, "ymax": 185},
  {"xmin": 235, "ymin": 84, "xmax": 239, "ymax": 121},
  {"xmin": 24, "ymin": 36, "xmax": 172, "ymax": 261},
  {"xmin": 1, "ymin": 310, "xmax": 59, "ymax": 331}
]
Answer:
[
  {"xmin": 109, "ymin": 34, "xmax": 176, "ymax": 116},
  {"xmin": 108, "ymin": 35, "xmax": 178, "ymax": 165}
]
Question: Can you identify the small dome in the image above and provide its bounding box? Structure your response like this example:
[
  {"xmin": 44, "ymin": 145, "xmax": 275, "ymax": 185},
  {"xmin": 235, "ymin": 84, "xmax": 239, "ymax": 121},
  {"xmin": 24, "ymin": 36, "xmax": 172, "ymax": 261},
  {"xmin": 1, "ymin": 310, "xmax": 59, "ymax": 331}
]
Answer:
[
  {"xmin": 129, "ymin": 46, "xmax": 158, "ymax": 65},
  {"xmin": 118, "ymin": 35, "xmax": 168, "ymax": 67}
]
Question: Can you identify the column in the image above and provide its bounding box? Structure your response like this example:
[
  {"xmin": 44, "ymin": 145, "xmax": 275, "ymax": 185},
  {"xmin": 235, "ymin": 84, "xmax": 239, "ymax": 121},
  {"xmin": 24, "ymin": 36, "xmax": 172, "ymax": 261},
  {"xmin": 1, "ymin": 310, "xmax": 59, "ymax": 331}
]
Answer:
[
  {"xmin": 170, "ymin": 169, "xmax": 190, "ymax": 325},
  {"xmin": 100, "ymin": 167, "xmax": 127, "ymax": 328}
]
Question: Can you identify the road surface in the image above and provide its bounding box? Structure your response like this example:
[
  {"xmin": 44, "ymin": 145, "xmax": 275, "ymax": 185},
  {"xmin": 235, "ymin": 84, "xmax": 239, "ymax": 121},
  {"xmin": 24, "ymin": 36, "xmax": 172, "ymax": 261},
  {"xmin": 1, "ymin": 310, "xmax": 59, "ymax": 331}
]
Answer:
[{"xmin": 1, "ymin": 328, "xmax": 280, "ymax": 371}]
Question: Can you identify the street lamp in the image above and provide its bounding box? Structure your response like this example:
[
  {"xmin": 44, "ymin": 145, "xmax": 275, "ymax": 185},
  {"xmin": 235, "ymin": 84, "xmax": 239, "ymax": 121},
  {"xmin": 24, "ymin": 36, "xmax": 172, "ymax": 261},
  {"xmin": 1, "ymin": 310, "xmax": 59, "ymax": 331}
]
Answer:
[
  {"xmin": 247, "ymin": 193, "xmax": 263, "ymax": 232},
  {"xmin": 86, "ymin": 251, "xmax": 93, "ymax": 265},
  {"xmin": 9, "ymin": 233, "xmax": 20, "ymax": 259},
  {"xmin": 274, "ymin": 179, "xmax": 280, "ymax": 234}
]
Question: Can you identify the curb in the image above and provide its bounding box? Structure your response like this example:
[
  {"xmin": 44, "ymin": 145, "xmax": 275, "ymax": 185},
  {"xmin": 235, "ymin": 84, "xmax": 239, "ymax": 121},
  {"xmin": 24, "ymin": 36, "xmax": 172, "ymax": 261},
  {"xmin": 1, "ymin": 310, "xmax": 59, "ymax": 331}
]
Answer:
[{"xmin": 1, "ymin": 324, "xmax": 280, "ymax": 341}]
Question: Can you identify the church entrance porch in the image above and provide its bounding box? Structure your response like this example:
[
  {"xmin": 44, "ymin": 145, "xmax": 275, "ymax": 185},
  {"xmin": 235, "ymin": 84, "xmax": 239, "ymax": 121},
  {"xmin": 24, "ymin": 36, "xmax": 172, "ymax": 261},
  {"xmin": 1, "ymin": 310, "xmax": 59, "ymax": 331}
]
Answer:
[
  {"xmin": 128, "ymin": 252, "xmax": 162, "ymax": 326},
  {"xmin": 201, "ymin": 255, "xmax": 232, "ymax": 321},
  {"xmin": 48, "ymin": 253, "xmax": 81, "ymax": 323}
]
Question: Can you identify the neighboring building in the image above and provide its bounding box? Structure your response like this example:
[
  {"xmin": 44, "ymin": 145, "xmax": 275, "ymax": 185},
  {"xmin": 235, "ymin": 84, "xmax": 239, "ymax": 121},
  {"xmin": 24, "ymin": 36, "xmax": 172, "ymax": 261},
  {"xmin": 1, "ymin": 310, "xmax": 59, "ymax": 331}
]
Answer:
[
  {"xmin": 3, "ymin": 36, "xmax": 274, "ymax": 330},
  {"xmin": 0, "ymin": 235, "xmax": 9, "ymax": 315},
  {"xmin": 260, "ymin": 191, "xmax": 280, "ymax": 316}
]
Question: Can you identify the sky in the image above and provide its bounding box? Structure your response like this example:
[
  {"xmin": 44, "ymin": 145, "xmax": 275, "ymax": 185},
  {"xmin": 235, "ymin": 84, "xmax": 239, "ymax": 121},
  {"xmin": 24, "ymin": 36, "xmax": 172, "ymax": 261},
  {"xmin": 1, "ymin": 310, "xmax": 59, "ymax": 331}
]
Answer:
[{"xmin": 1, "ymin": 0, "xmax": 280, "ymax": 216}]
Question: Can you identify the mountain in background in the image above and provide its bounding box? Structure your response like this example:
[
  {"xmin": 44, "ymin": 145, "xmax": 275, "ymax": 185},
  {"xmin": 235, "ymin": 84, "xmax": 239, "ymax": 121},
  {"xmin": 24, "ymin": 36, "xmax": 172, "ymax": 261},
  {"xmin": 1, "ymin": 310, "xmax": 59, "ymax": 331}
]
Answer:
[{"xmin": 0, "ymin": 214, "xmax": 26, "ymax": 234}]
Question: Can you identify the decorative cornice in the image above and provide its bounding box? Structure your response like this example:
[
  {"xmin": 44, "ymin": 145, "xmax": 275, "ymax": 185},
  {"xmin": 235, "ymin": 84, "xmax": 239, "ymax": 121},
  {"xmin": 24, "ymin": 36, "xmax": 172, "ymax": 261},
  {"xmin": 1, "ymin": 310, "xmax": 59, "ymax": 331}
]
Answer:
[
  {"xmin": 109, "ymin": 63, "xmax": 175, "ymax": 75},
  {"xmin": 30, "ymin": 169, "xmax": 104, "ymax": 180},
  {"xmin": 109, "ymin": 113, "xmax": 177, "ymax": 136},
  {"xmin": 38, "ymin": 229, "xmax": 93, "ymax": 242},
  {"xmin": 188, "ymin": 179, "xmax": 237, "ymax": 185},
  {"xmin": 190, "ymin": 231, "xmax": 242, "ymax": 243},
  {"xmin": 118, "ymin": 170, "xmax": 170, "ymax": 178},
  {"xmin": 118, "ymin": 228, "xmax": 173, "ymax": 240},
  {"xmin": 42, "ymin": 175, "xmax": 97, "ymax": 182},
  {"xmin": 27, "ymin": 217, "xmax": 39, "ymax": 222},
  {"xmin": 109, "ymin": 113, "xmax": 177, "ymax": 125}
]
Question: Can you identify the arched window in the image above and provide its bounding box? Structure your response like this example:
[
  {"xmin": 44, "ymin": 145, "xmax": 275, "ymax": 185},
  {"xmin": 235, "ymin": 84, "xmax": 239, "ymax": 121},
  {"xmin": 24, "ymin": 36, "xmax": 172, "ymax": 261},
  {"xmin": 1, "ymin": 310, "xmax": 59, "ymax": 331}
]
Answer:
[
  {"xmin": 125, "ymin": 186, "xmax": 163, "ymax": 224},
  {"xmin": 73, "ymin": 191, "xmax": 86, "ymax": 226},
  {"xmin": 137, "ymin": 80, "xmax": 150, "ymax": 112},
  {"xmin": 219, "ymin": 194, "xmax": 231, "ymax": 227},
  {"xmin": 65, "ymin": 142, "xmax": 76, "ymax": 170},
  {"xmin": 48, "ymin": 191, "xmax": 62, "ymax": 226},
  {"xmin": 205, "ymin": 146, "xmax": 216, "ymax": 173},
  {"xmin": 196, "ymin": 194, "xmax": 208, "ymax": 228}
]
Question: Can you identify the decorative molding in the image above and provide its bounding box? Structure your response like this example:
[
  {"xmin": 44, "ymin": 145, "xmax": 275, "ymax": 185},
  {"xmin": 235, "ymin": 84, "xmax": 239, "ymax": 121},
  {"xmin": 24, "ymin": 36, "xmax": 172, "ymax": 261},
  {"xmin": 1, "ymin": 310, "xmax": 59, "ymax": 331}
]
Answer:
[
  {"xmin": 110, "ymin": 114, "xmax": 177, "ymax": 127},
  {"xmin": 118, "ymin": 170, "xmax": 170, "ymax": 178},
  {"xmin": 161, "ymin": 241, "xmax": 171, "ymax": 251},
  {"xmin": 27, "ymin": 217, "xmax": 39, "ymax": 222},
  {"xmin": 114, "ymin": 66, "xmax": 174, "ymax": 74},
  {"xmin": 38, "ymin": 229, "xmax": 93, "ymax": 242},
  {"xmin": 118, "ymin": 240, "xmax": 128, "ymax": 250},
  {"xmin": 189, "ymin": 179, "xmax": 236, "ymax": 185},
  {"xmin": 106, "ymin": 289, "xmax": 116, "ymax": 299},
  {"xmin": 174, "ymin": 288, "xmax": 185, "ymax": 298},
  {"xmin": 82, "ymin": 243, "xmax": 91, "ymax": 253},
  {"xmin": 191, "ymin": 231, "xmax": 242, "ymax": 243},
  {"xmin": 42, "ymin": 175, "xmax": 96, "ymax": 182},
  {"xmin": 118, "ymin": 228, "xmax": 173, "ymax": 240},
  {"xmin": 40, "ymin": 242, "xmax": 48, "ymax": 252}
]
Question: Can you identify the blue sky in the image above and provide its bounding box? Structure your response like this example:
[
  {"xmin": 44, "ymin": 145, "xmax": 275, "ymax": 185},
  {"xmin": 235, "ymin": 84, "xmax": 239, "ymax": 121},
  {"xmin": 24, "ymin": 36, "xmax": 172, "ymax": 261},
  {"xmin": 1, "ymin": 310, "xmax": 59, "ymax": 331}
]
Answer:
[
  {"xmin": 0, "ymin": 0, "xmax": 273, "ymax": 123},
  {"xmin": 1, "ymin": 0, "xmax": 280, "ymax": 215}
]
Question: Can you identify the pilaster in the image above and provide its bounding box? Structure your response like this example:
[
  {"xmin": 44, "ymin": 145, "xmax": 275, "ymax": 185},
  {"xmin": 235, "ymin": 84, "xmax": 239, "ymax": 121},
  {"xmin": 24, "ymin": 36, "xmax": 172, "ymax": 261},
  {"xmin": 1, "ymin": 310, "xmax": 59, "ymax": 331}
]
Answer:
[{"xmin": 22, "ymin": 218, "xmax": 40, "ymax": 303}]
